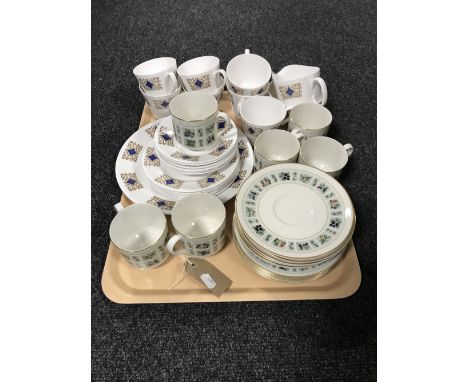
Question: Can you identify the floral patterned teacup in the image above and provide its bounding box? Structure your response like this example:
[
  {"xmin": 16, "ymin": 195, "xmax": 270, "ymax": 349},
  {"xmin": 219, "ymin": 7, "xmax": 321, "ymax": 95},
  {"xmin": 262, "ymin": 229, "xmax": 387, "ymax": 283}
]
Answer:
[
  {"xmin": 109, "ymin": 203, "xmax": 169, "ymax": 269},
  {"xmin": 177, "ymin": 56, "xmax": 226, "ymax": 93},
  {"xmin": 140, "ymin": 85, "xmax": 182, "ymax": 118},
  {"xmin": 239, "ymin": 95, "xmax": 287, "ymax": 144},
  {"xmin": 133, "ymin": 57, "xmax": 178, "ymax": 95},
  {"xmin": 167, "ymin": 193, "xmax": 226, "ymax": 257},
  {"xmin": 298, "ymin": 136, "xmax": 353, "ymax": 178},
  {"xmin": 254, "ymin": 129, "xmax": 304, "ymax": 171},
  {"xmin": 226, "ymin": 49, "xmax": 271, "ymax": 96},
  {"xmin": 169, "ymin": 92, "xmax": 230, "ymax": 151}
]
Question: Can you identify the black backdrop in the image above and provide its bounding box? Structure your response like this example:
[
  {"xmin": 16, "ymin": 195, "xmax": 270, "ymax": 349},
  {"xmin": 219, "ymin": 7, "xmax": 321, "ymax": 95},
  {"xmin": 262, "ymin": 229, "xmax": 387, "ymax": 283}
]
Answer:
[{"xmin": 92, "ymin": 0, "xmax": 376, "ymax": 380}]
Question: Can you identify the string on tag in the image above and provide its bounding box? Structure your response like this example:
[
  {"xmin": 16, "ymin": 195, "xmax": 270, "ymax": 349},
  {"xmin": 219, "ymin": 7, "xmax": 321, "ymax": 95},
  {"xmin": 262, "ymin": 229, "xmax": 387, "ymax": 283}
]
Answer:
[{"xmin": 168, "ymin": 255, "xmax": 192, "ymax": 290}]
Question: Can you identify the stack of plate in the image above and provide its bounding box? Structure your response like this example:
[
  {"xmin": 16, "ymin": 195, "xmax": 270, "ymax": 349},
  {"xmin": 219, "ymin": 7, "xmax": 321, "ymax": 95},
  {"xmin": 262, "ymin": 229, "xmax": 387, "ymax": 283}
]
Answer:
[
  {"xmin": 233, "ymin": 163, "xmax": 355, "ymax": 283},
  {"xmin": 115, "ymin": 116, "xmax": 254, "ymax": 214}
]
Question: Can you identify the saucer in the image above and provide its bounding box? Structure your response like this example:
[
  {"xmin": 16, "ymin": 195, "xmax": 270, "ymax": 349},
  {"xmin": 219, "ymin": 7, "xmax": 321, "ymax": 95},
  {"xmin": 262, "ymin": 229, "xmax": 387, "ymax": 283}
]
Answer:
[
  {"xmin": 115, "ymin": 122, "xmax": 253, "ymax": 214},
  {"xmin": 235, "ymin": 163, "xmax": 355, "ymax": 259},
  {"xmin": 154, "ymin": 115, "xmax": 238, "ymax": 166}
]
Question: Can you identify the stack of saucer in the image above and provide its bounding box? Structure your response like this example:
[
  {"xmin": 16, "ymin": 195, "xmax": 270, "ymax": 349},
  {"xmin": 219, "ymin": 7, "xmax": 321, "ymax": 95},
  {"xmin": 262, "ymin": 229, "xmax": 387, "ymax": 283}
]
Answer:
[{"xmin": 233, "ymin": 163, "xmax": 355, "ymax": 283}]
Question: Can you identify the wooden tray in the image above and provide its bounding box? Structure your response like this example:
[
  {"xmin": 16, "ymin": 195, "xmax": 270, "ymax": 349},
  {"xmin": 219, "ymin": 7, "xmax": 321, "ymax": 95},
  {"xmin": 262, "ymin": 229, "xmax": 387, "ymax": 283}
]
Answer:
[{"xmin": 101, "ymin": 91, "xmax": 361, "ymax": 304}]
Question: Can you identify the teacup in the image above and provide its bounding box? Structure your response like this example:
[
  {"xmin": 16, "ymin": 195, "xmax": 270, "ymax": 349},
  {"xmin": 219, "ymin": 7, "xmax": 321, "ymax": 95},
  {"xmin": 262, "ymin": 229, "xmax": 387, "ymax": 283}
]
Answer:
[
  {"xmin": 227, "ymin": 83, "xmax": 269, "ymax": 118},
  {"xmin": 298, "ymin": 136, "xmax": 354, "ymax": 178},
  {"xmin": 169, "ymin": 92, "xmax": 230, "ymax": 151},
  {"xmin": 109, "ymin": 203, "xmax": 168, "ymax": 269},
  {"xmin": 254, "ymin": 129, "xmax": 304, "ymax": 171},
  {"xmin": 288, "ymin": 102, "xmax": 332, "ymax": 138},
  {"xmin": 272, "ymin": 65, "xmax": 327, "ymax": 107},
  {"xmin": 133, "ymin": 57, "xmax": 178, "ymax": 95},
  {"xmin": 226, "ymin": 49, "xmax": 271, "ymax": 95},
  {"xmin": 239, "ymin": 96, "xmax": 287, "ymax": 142},
  {"xmin": 166, "ymin": 193, "xmax": 226, "ymax": 257},
  {"xmin": 139, "ymin": 84, "xmax": 182, "ymax": 118},
  {"xmin": 177, "ymin": 56, "xmax": 226, "ymax": 92}
]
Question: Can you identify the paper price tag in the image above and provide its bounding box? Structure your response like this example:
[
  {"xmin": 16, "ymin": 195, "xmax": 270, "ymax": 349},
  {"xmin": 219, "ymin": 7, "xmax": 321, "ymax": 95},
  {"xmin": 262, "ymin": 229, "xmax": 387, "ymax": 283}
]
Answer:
[{"xmin": 184, "ymin": 257, "xmax": 232, "ymax": 297}]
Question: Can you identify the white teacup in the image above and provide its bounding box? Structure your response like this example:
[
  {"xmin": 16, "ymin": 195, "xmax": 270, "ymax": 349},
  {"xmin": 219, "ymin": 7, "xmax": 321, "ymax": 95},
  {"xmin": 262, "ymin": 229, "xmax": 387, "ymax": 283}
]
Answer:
[
  {"xmin": 169, "ymin": 92, "xmax": 231, "ymax": 151},
  {"xmin": 288, "ymin": 102, "xmax": 333, "ymax": 138},
  {"xmin": 177, "ymin": 56, "xmax": 226, "ymax": 92},
  {"xmin": 109, "ymin": 203, "xmax": 168, "ymax": 269},
  {"xmin": 139, "ymin": 84, "xmax": 182, "ymax": 118},
  {"xmin": 226, "ymin": 49, "xmax": 271, "ymax": 95},
  {"xmin": 254, "ymin": 129, "xmax": 304, "ymax": 171},
  {"xmin": 239, "ymin": 96, "xmax": 287, "ymax": 141},
  {"xmin": 133, "ymin": 57, "xmax": 178, "ymax": 95},
  {"xmin": 167, "ymin": 193, "xmax": 226, "ymax": 257},
  {"xmin": 272, "ymin": 65, "xmax": 327, "ymax": 107},
  {"xmin": 227, "ymin": 83, "xmax": 269, "ymax": 118},
  {"xmin": 299, "ymin": 136, "xmax": 354, "ymax": 178}
]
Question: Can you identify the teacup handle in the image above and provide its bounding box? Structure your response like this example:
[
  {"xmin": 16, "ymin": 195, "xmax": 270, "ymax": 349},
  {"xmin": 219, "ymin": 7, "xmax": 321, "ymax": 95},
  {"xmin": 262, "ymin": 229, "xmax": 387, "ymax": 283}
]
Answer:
[
  {"xmin": 290, "ymin": 128, "xmax": 305, "ymax": 143},
  {"xmin": 167, "ymin": 72, "xmax": 178, "ymax": 92},
  {"xmin": 237, "ymin": 98, "xmax": 245, "ymax": 114},
  {"xmin": 114, "ymin": 202, "xmax": 124, "ymax": 213},
  {"xmin": 166, "ymin": 234, "xmax": 187, "ymax": 256},
  {"xmin": 214, "ymin": 69, "xmax": 227, "ymax": 87},
  {"xmin": 312, "ymin": 77, "xmax": 328, "ymax": 106},
  {"xmin": 217, "ymin": 111, "xmax": 231, "ymax": 129},
  {"xmin": 343, "ymin": 143, "xmax": 354, "ymax": 157}
]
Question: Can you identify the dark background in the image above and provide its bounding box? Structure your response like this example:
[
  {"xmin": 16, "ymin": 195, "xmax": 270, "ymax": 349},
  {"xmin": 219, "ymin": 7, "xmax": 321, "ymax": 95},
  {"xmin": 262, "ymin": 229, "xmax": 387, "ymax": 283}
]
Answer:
[{"xmin": 92, "ymin": 0, "xmax": 376, "ymax": 380}]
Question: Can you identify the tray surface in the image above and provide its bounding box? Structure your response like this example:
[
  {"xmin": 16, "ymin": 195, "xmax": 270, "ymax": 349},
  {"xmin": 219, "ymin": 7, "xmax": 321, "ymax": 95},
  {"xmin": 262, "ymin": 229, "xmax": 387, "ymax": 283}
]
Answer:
[{"xmin": 101, "ymin": 91, "xmax": 361, "ymax": 303}]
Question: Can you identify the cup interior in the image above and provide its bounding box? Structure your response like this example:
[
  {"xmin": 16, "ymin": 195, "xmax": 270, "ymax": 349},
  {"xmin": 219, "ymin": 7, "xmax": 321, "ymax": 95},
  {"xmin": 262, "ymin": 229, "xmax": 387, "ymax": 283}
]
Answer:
[
  {"xmin": 300, "ymin": 136, "xmax": 348, "ymax": 172},
  {"xmin": 290, "ymin": 102, "xmax": 332, "ymax": 131},
  {"xmin": 169, "ymin": 92, "xmax": 218, "ymax": 121},
  {"xmin": 172, "ymin": 194, "xmax": 226, "ymax": 238},
  {"xmin": 255, "ymin": 130, "xmax": 300, "ymax": 161},
  {"xmin": 177, "ymin": 56, "xmax": 219, "ymax": 76},
  {"xmin": 133, "ymin": 57, "xmax": 176, "ymax": 77},
  {"xmin": 241, "ymin": 96, "xmax": 286, "ymax": 126},
  {"xmin": 227, "ymin": 54, "xmax": 271, "ymax": 89},
  {"xmin": 109, "ymin": 204, "xmax": 166, "ymax": 252}
]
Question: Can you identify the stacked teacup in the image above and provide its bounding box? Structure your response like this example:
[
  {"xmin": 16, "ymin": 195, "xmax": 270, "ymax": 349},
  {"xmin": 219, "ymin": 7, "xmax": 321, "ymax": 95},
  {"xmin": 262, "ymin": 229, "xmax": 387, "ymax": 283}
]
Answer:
[
  {"xmin": 226, "ymin": 49, "xmax": 272, "ymax": 119},
  {"xmin": 177, "ymin": 56, "xmax": 226, "ymax": 102},
  {"xmin": 134, "ymin": 57, "xmax": 182, "ymax": 118}
]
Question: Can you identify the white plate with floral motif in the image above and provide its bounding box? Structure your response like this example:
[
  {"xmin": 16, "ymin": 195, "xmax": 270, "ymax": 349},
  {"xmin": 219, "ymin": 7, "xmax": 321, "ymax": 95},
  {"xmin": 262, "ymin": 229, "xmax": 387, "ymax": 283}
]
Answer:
[
  {"xmin": 233, "ymin": 216, "xmax": 345, "ymax": 277},
  {"xmin": 141, "ymin": 138, "xmax": 241, "ymax": 195},
  {"xmin": 154, "ymin": 115, "xmax": 238, "ymax": 166},
  {"xmin": 235, "ymin": 163, "xmax": 355, "ymax": 259},
  {"xmin": 115, "ymin": 123, "xmax": 253, "ymax": 214}
]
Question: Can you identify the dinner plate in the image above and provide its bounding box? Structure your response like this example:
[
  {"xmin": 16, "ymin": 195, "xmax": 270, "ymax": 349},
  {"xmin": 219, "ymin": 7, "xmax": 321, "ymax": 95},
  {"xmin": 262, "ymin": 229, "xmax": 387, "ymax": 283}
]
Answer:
[
  {"xmin": 142, "ymin": 139, "xmax": 240, "ymax": 195},
  {"xmin": 115, "ymin": 123, "xmax": 253, "ymax": 214},
  {"xmin": 235, "ymin": 163, "xmax": 355, "ymax": 259}
]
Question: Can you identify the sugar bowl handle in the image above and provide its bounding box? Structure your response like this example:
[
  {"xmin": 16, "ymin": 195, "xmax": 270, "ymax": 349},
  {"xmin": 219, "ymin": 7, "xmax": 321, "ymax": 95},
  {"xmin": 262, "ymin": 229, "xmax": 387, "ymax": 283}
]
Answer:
[
  {"xmin": 166, "ymin": 234, "xmax": 186, "ymax": 256},
  {"xmin": 343, "ymin": 143, "xmax": 354, "ymax": 157}
]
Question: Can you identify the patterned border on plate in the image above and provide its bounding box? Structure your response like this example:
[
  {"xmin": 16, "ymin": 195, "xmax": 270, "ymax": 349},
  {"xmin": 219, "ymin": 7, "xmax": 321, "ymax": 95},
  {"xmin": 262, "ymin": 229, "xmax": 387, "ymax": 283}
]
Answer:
[{"xmin": 241, "ymin": 169, "xmax": 345, "ymax": 253}]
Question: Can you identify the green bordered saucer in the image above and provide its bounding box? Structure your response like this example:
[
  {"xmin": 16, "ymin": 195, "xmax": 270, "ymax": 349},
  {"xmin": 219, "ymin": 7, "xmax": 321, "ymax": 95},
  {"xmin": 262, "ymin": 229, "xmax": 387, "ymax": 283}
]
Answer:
[{"xmin": 235, "ymin": 163, "xmax": 355, "ymax": 259}]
